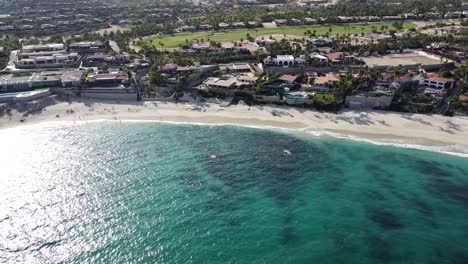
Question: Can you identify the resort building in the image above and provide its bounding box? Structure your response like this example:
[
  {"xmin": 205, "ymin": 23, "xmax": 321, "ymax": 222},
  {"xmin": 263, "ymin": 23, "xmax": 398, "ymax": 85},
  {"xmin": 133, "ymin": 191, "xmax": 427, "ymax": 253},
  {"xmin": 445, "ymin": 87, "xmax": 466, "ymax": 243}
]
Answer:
[
  {"xmin": 0, "ymin": 74, "xmax": 33, "ymax": 91},
  {"xmin": 18, "ymin": 44, "xmax": 67, "ymax": 60},
  {"xmin": 16, "ymin": 53, "xmax": 79, "ymax": 69},
  {"xmin": 82, "ymin": 53, "xmax": 131, "ymax": 66},
  {"xmin": 69, "ymin": 41, "xmax": 105, "ymax": 54},
  {"xmin": 21, "ymin": 43, "xmax": 64, "ymax": 53}
]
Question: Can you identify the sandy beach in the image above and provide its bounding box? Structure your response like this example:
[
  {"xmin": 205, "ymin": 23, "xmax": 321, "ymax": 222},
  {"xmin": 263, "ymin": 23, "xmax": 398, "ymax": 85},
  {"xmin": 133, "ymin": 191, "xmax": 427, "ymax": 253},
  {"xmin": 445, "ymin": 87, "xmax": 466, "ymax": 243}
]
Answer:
[{"xmin": 1, "ymin": 95, "xmax": 467, "ymax": 156}]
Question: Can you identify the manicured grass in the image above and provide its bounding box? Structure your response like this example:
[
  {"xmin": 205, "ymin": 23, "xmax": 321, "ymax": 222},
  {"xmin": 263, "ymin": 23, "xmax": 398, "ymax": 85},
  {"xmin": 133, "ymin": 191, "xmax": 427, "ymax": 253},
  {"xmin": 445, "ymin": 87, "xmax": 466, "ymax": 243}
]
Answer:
[{"xmin": 144, "ymin": 22, "xmax": 415, "ymax": 48}]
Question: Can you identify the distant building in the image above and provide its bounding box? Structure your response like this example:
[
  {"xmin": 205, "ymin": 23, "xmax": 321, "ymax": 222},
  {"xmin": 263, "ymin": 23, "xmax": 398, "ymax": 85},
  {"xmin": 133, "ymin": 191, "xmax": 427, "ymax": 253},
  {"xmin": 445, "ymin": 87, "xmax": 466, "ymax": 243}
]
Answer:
[
  {"xmin": 219, "ymin": 63, "xmax": 252, "ymax": 73},
  {"xmin": 445, "ymin": 11, "xmax": 464, "ymax": 19},
  {"xmin": 304, "ymin": 18, "xmax": 317, "ymax": 24},
  {"xmin": 232, "ymin": 22, "xmax": 245, "ymax": 28},
  {"xmin": 83, "ymin": 53, "xmax": 130, "ymax": 66},
  {"xmin": 247, "ymin": 21, "xmax": 260, "ymax": 28},
  {"xmin": 21, "ymin": 43, "xmax": 64, "ymax": 53},
  {"xmin": 279, "ymin": 74, "xmax": 298, "ymax": 84},
  {"xmin": 218, "ymin": 23, "xmax": 230, "ymax": 29},
  {"xmin": 69, "ymin": 41, "xmax": 105, "ymax": 54},
  {"xmin": 289, "ymin": 18, "xmax": 303, "ymax": 25},
  {"xmin": 462, "ymin": 2, "xmax": 468, "ymax": 10},
  {"xmin": 173, "ymin": 25, "xmax": 195, "ymax": 33},
  {"xmin": 16, "ymin": 53, "xmax": 79, "ymax": 69},
  {"xmin": 338, "ymin": 16, "xmax": 354, "ymax": 23},
  {"xmin": 199, "ymin": 24, "xmax": 213, "ymax": 30},
  {"xmin": 382, "ymin": 16, "xmax": 401, "ymax": 21},
  {"xmin": 263, "ymin": 55, "xmax": 295, "ymax": 66},
  {"xmin": 273, "ymin": 19, "xmax": 287, "ymax": 26},
  {"xmin": 310, "ymin": 54, "xmax": 328, "ymax": 64},
  {"xmin": 425, "ymin": 12, "xmax": 442, "ymax": 19},
  {"xmin": 403, "ymin": 13, "xmax": 417, "ymax": 20}
]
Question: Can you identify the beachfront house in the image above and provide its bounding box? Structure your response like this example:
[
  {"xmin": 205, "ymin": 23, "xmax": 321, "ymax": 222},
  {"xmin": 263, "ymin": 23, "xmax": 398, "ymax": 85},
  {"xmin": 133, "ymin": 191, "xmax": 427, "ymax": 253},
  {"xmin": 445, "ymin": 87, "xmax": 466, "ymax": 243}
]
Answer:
[
  {"xmin": 313, "ymin": 73, "xmax": 340, "ymax": 90},
  {"xmin": 417, "ymin": 72, "xmax": 455, "ymax": 89},
  {"xmin": 345, "ymin": 89, "xmax": 395, "ymax": 110},
  {"xmin": 204, "ymin": 77, "xmax": 236, "ymax": 92},
  {"xmin": 85, "ymin": 69, "xmax": 129, "ymax": 87}
]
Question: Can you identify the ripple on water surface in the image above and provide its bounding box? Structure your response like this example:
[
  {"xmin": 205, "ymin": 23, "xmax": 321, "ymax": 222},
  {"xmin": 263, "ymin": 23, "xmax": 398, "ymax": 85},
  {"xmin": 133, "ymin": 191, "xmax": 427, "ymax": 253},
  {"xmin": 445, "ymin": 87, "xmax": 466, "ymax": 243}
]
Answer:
[{"xmin": 1, "ymin": 122, "xmax": 468, "ymax": 263}]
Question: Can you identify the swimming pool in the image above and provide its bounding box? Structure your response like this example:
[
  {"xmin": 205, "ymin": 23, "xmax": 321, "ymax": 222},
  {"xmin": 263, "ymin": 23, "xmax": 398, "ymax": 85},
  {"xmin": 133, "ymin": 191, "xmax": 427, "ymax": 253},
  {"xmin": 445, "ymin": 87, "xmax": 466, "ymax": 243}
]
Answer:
[
  {"xmin": 284, "ymin": 93, "xmax": 305, "ymax": 99},
  {"xmin": 0, "ymin": 89, "xmax": 50, "ymax": 102},
  {"xmin": 0, "ymin": 93, "xmax": 18, "ymax": 99}
]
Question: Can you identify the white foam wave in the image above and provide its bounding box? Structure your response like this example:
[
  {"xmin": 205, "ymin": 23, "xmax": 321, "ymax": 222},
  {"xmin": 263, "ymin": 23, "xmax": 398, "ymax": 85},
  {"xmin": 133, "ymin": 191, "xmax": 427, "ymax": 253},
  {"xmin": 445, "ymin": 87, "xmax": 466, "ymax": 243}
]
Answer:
[
  {"xmin": 3, "ymin": 118, "xmax": 468, "ymax": 158},
  {"xmin": 301, "ymin": 128, "xmax": 468, "ymax": 158}
]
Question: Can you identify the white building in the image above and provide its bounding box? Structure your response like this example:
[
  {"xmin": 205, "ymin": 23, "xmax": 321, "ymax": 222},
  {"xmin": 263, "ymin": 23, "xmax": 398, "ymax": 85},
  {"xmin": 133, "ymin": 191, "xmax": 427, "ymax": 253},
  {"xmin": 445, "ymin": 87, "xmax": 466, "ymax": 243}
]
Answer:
[
  {"xmin": 418, "ymin": 73, "xmax": 455, "ymax": 89},
  {"xmin": 21, "ymin": 43, "xmax": 64, "ymax": 53},
  {"xmin": 276, "ymin": 55, "xmax": 295, "ymax": 66},
  {"xmin": 16, "ymin": 53, "xmax": 79, "ymax": 68}
]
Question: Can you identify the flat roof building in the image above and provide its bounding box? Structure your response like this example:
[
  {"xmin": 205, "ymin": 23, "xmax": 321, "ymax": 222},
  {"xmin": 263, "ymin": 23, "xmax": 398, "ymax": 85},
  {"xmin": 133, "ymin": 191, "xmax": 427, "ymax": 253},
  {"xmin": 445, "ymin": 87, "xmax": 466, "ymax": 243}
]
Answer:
[{"xmin": 22, "ymin": 43, "xmax": 64, "ymax": 53}]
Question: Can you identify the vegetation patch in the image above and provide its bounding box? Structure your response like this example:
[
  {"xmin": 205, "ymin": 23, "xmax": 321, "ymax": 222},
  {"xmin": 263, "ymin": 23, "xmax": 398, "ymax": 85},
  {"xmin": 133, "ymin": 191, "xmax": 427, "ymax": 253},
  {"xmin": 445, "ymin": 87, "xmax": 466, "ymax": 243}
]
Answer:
[{"xmin": 143, "ymin": 22, "xmax": 416, "ymax": 48}]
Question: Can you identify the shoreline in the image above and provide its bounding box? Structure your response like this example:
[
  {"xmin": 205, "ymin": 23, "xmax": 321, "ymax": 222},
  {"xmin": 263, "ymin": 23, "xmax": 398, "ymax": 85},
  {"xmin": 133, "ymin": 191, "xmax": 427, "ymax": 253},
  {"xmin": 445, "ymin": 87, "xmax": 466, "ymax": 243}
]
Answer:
[{"xmin": 1, "ymin": 97, "xmax": 467, "ymax": 157}]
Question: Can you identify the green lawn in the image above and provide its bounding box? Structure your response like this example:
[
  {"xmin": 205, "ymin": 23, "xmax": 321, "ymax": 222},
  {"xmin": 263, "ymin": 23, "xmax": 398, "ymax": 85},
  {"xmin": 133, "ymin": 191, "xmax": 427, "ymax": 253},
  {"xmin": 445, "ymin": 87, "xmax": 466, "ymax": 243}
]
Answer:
[{"xmin": 144, "ymin": 22, "xmax": 415, "ymax": 48}]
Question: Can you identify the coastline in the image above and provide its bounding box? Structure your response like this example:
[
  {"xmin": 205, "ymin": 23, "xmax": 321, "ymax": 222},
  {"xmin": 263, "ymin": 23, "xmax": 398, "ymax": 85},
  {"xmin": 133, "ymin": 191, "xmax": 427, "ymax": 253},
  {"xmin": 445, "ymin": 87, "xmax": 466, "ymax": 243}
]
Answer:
[{"xmin": 1, "ymin": 97, "xmax": 467, "ymax": 157}]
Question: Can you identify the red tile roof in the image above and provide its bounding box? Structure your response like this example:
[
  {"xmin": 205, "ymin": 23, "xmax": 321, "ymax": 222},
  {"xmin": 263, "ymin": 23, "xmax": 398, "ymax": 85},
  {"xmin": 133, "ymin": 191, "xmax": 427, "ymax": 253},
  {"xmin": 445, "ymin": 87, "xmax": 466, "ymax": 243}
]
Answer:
[
  {"xmin": 326, "ymin": 52, "xmax": 344, "ymax": 61},
  {"xmin": 315, "ymin": 73, "xmax": 340, "ymax": 84},
  {"xmin": 425, "ymin": 72, "xmax": 454, "ymax": 83},
  {"xmin": 279, "ymin": 74, "xmax": 298, "ymax": 82}
]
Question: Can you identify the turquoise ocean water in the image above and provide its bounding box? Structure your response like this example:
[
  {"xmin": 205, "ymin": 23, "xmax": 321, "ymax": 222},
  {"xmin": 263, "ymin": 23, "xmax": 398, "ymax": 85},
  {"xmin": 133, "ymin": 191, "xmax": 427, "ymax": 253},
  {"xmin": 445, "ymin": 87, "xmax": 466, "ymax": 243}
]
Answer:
[{"xmin": 0, "ymin": 122, "xmax": 468, "ymax": 263}]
